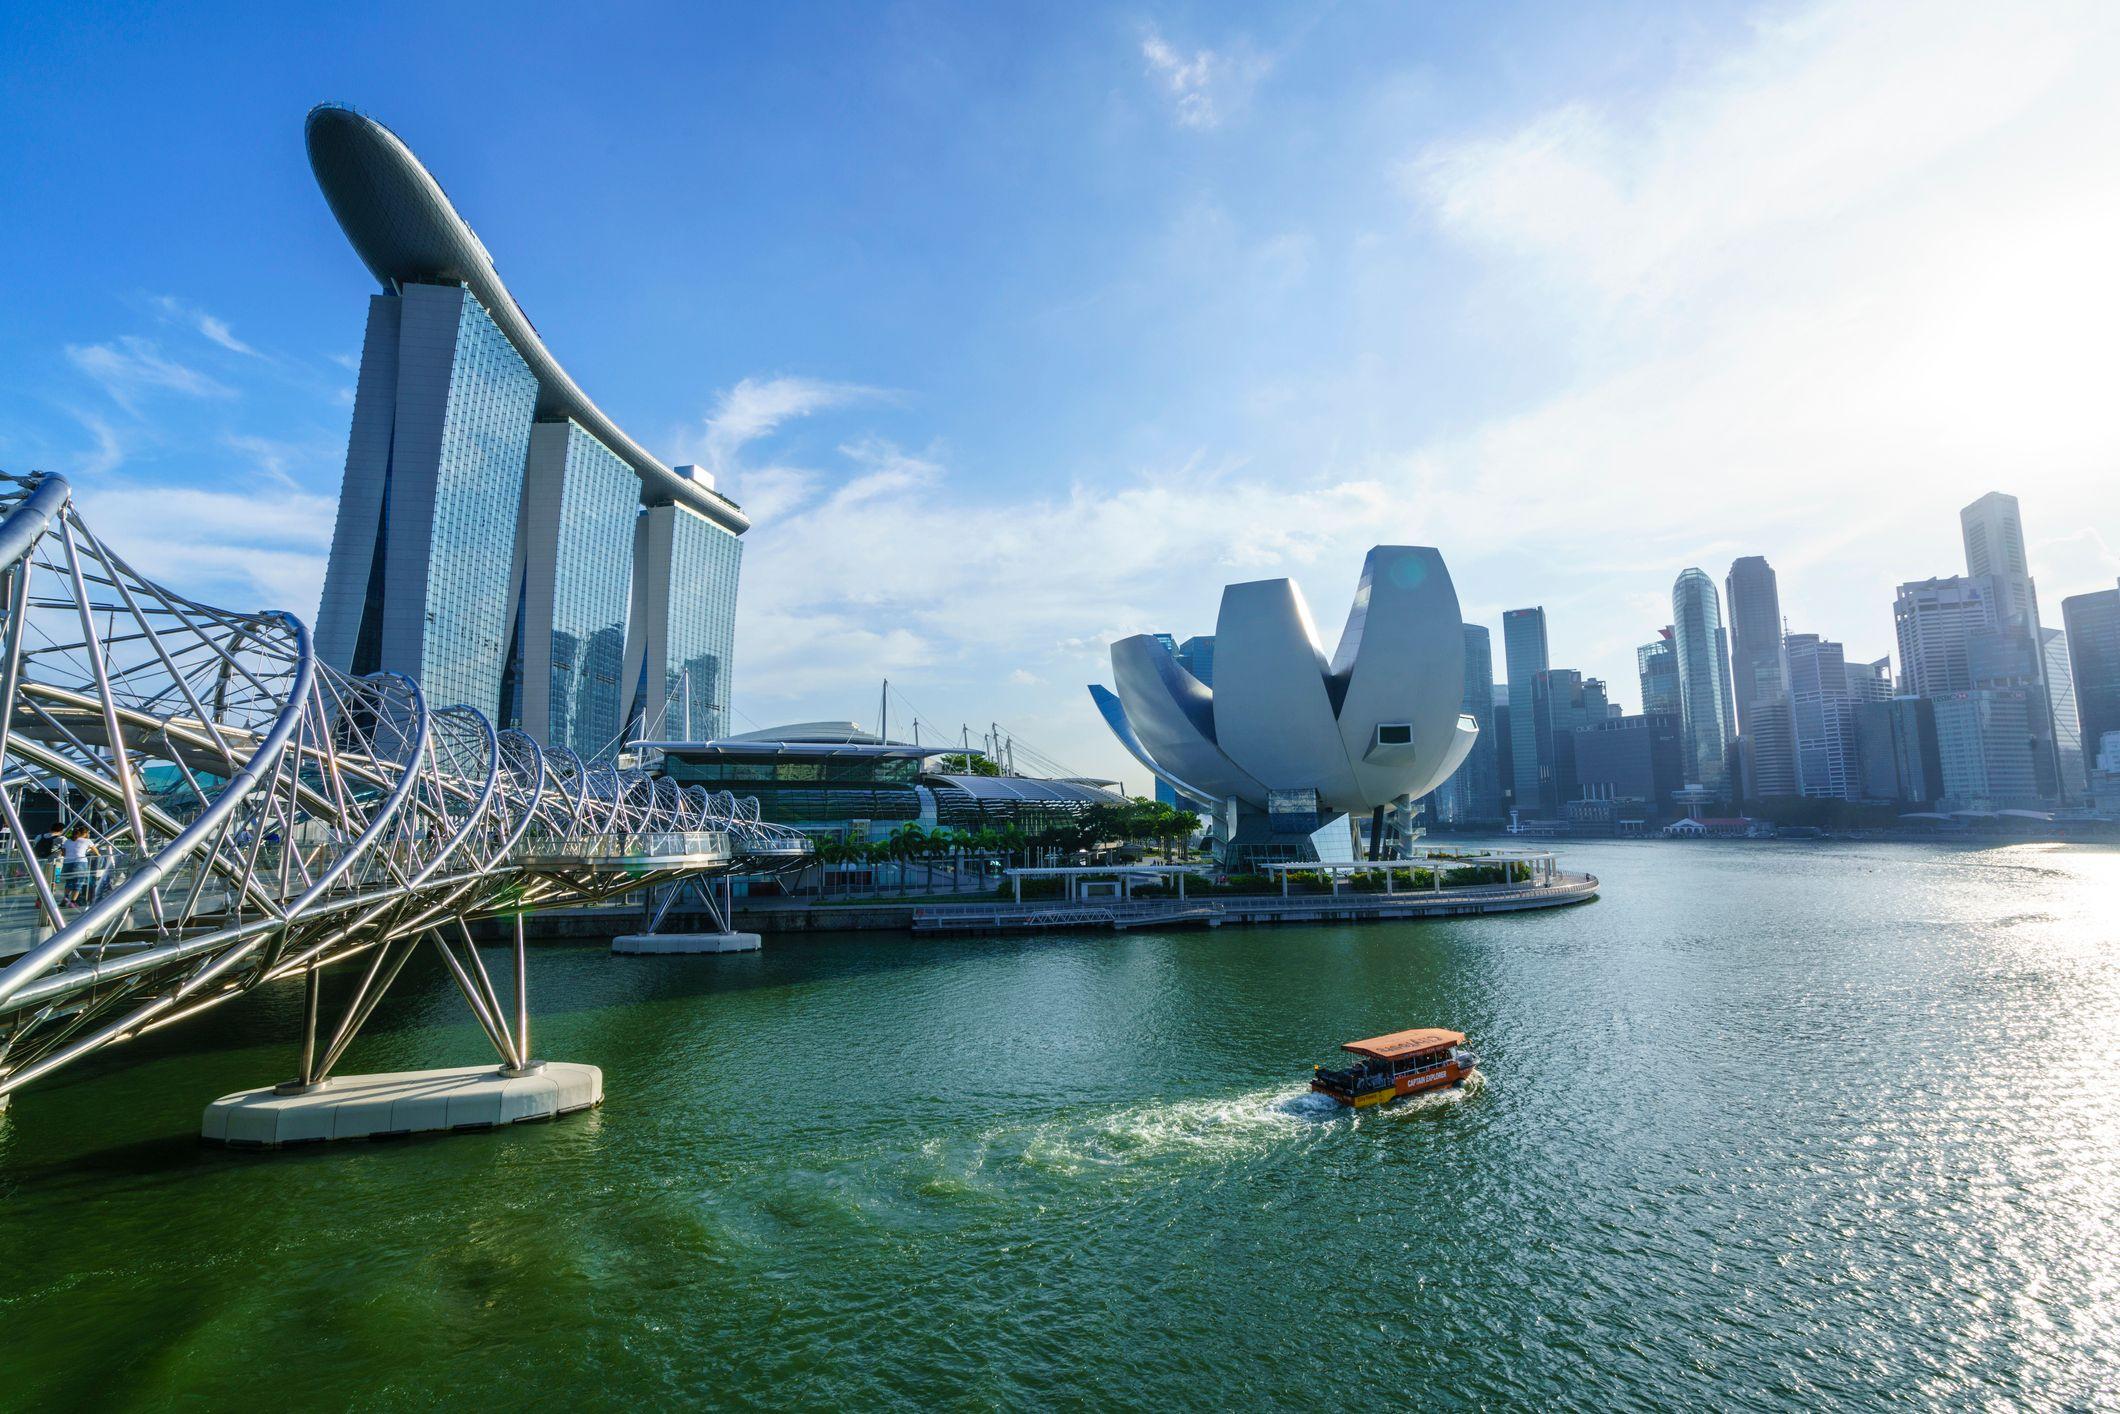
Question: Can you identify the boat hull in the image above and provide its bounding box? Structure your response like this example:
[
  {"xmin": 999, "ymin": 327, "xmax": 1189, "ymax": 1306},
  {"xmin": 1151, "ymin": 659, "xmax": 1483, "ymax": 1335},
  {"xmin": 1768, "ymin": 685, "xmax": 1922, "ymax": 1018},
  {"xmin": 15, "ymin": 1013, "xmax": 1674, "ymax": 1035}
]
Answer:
[{"xmin": 1313, "ymin": 1062, "xmax": 1472, "ymax": 1108}]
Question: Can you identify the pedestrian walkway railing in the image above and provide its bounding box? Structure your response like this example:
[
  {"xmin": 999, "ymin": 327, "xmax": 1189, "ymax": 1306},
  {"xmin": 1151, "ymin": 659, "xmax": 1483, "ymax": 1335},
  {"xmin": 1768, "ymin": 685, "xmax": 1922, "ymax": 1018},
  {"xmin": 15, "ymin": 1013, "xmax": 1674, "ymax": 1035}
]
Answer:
[{"xmin": 0, "ymin": 471, "xmax": 808, "ymax": 1100}]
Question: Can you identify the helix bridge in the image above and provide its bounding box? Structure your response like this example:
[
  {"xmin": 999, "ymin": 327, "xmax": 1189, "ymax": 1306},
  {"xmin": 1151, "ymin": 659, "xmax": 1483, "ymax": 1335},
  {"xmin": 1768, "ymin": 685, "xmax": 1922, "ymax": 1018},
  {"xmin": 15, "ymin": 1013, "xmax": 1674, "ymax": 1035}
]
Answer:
[{"xmin": 0, "ymin": 470, "xmax": 807, "ymax": 1116}]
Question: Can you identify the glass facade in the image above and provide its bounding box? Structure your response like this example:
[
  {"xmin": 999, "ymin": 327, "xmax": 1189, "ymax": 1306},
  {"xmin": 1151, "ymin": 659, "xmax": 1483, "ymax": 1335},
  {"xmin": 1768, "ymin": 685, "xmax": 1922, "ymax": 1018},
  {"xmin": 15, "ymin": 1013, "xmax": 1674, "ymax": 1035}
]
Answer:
[
  {"xmin": 1670, "ymin": 568, "xmax": 1733, "ymax": 792},
  {"xmin": 663, "ymin": 504, "xmax": 743, "ymax": 741},
  {"xmin": 546, "ymin": 427, "xmax": 639, "ymax": 760},
  {"xmin": 422, "ymin": 290, "xmax": 538, "ymax": 712},
  {"xmin": 1503, "ymin": 608, "xmax": 1550, "ymax": 809}
]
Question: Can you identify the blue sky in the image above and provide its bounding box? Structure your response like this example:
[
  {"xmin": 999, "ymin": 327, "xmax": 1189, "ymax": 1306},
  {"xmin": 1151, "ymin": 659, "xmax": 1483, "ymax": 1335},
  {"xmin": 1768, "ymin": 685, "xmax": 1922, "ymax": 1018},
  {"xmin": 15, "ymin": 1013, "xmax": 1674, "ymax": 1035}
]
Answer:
[{"xmin": 3, "ymin": 1, "xmax": 2117, "ymax": 786}]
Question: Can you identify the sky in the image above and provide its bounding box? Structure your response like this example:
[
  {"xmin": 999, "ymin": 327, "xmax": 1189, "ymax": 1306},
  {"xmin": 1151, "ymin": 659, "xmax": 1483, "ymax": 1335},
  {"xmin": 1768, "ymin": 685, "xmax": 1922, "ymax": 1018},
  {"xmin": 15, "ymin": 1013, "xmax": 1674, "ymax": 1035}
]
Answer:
[{"xmin": 2, "ymin": 0, "xmax": 2117, "ymax": 789}]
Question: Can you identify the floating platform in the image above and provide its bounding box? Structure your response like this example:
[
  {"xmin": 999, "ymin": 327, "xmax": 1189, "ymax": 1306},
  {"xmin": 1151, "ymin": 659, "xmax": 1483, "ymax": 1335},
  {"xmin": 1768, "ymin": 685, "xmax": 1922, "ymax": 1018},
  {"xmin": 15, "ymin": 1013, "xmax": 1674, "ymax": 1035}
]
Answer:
[
  {"xmin": 611, "ymin": 931, "xmax": 762, "ymax": 954},
  {"xmin": 201, "ymin": 1062, "xmax": 602, "ymax": 1149}
]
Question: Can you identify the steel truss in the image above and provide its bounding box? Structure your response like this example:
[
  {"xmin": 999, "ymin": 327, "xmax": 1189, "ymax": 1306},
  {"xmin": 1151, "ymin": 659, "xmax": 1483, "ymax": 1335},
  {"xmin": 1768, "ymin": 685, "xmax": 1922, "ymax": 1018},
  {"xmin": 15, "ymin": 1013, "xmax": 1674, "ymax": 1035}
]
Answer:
[{"xmin": 0, "ymin": 472, "xmax": 808, "ymax": 1102}]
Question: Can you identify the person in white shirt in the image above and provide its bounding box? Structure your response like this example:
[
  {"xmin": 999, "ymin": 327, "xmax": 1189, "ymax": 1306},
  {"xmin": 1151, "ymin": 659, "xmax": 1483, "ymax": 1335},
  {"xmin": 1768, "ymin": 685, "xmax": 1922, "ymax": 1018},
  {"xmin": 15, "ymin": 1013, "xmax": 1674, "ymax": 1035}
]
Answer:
[{"xmin": 60, "ymin": 827, "xmax": 98, "ymax": 907}]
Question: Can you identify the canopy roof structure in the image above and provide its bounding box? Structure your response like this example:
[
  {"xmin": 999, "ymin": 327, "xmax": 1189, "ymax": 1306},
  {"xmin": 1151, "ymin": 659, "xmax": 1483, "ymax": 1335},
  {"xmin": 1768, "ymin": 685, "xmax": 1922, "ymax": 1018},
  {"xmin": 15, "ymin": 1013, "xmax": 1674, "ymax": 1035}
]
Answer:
[
  {"xmin": 1342, "ymin": 1028, "xmax": 1465, "ymax": 1061},
  {"xmin": 926, "ymin": 774, "xmax": 1128, "ymax": 806},
  {"xmin": 304, "ymin": 103, "xmax": 747, "ymax": 535}
]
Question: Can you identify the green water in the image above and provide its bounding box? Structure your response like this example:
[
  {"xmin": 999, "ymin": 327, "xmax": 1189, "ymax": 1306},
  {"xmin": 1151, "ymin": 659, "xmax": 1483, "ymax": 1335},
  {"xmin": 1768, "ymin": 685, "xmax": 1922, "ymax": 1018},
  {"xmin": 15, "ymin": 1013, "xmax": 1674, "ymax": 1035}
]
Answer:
[{"xmin": 3, "ymin": 840, "xmax": 2117, "ymax": 1407}]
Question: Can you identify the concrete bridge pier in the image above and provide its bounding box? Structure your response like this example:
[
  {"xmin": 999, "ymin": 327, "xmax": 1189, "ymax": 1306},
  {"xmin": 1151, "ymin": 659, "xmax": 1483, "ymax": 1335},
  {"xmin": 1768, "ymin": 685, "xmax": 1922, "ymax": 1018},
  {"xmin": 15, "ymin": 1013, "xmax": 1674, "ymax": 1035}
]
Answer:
[{"xmin": 201, "ymin": 914, "xmax": 601, "ymax": 1149}]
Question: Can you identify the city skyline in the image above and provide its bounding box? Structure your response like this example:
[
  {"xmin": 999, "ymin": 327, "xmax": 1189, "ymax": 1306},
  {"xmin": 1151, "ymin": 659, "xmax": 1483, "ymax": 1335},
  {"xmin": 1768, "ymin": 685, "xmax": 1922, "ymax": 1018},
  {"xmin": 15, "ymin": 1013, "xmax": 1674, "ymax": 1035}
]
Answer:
[{"xmin": 2, "ymin": 1, "xmax": 2118, "ymax": 790}]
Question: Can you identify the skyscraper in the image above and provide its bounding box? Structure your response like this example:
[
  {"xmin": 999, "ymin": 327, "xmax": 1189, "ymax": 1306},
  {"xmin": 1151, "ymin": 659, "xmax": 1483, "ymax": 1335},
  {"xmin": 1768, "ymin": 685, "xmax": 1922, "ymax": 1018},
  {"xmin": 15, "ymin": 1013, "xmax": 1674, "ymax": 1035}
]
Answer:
[
  {"xmin": 1670, "ymin": 569, "xmax": 1734, "ymax": 793},
  {"xmin": 1724, "ymin": 556, "xmax": 1787, "ymax": 735},
  {"xmin": 502, "ymin": 420, "xmax": 643, "ymax": 761},
  {"xmin": 1960, "ymin": 492, "xmax": 2036, "ymax": 625},
  {"xmin": 1503, "ymin": 608, "xmax": 1549, "ymax": 811},
  {"xmin": 1958, "ymin": 492, "xmax": 2061, "ymax": 799},
  {"xmin": 1176, "ymin": 635, "xmax": 1216, "ymax": 687},
  {"xmin": 622, "ymin": 500, "xmax": 743, "ymax": 742},
  {"xmin": 317, "ymin": 281, "xmax": 541, "ymax": 713},
  {"xmin": 1450, "ymin": 624, "xmax": 1502, "ymax": 822},
  {"xmin": 1531, "ymin": 669, "xmax": 1607, "ymax": 812},
  {"xmin": 2042, "ymin": 628, "xmax": 2084, "ymax": 797},
  {"xmin": 1893, "ymin": 576, "xmax": 1993, "ymax": 697},
  {"xmin": 2063, "ymin": 585, "xmax": 2120, "ymax": 779},
  {"xmin": 306, "ymin": 105, "xmax": 750, "ymax": 752},
  {"xmin": 1637, "ymin": 630, "xmax": 1680, "ymax": 715},
  {"xmin": 1932, "ymin": 690, "xmax": 2039, "ymax": 808},
  {"xmin": 1785, "ymin": 633, "xmax": 1857, "ymax": 800}
]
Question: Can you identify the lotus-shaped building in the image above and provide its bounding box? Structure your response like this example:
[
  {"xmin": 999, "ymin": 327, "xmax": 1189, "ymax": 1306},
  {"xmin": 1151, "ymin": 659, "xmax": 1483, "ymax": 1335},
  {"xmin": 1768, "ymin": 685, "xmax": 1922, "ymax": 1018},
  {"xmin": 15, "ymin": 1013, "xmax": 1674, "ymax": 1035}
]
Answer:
[{"xmin": 1091, "ymin": 546, "xmax": 1479, "ymax": 863}]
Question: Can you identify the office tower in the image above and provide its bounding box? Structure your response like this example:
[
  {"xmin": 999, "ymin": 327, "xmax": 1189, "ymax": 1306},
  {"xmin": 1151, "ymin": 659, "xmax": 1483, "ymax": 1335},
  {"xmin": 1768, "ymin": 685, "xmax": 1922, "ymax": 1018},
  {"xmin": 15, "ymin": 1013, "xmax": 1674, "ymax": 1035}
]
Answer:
[
  {"xmin": 1855, "ymin": 697, "xmax": 1944, "ymax": 805},
  {"xmin": 1448, "ymin": 624, "xmax": 1502, "ymax": 822},
  {"xmin": 1958, "ymin": 492, "xmax": 2062, "ymax": 799},
  {"xmin": 1492, "ymin": 683, "xmax": 1514, "ymax": 813},
  {"xmin": 1571, "ymin": 713, "xmax": 1686, "ymax": 822},
  {"xmin": 1671, "ymin": 569, "xmax": 1734, "ymax": 792},
  {"xmin": 1931, "ymin": 690, "xmax": 2039, "ymax": 807},
  {"xmin": 1150, "ymin": 632, "xmax": 1179, "ymax": 655},
  {"xmin": 1745, "ymin": 697, "xmax": 1800, "ymax": 799},
  {"xmin": 317, "ymin": 282, "xmax": 540, "ymax": 712},
  {"xmin": 1893, "ymin": 576, "xmax": 1993, "ymax": 696},
  {"xmin": 501, "ymin": 420, "xmax": 642, "ymax": 760},
  {"xmin": 1960, "ymin": 492, "xmax": 2037, "ymax": 625},
  {"xmin": 1531, "ymin": 669, "xmax": 1607, "ymax": 811},
  {"xmin": 1637, "ymin": 630, "xmax": 1680, "ymax": 715},
  {"xmin": 1724, "ymin": 556, "xmax": 1787, "ymax": 735},
  {"xmin": 1503, "ymin": 609, "xmax": 1549, "ymax": 810},
  {"xmin": 1176, "ymin": 635, "xmax": 1216, "ymax": 687},
  {"xmin": 2042, "ymin": 628, "xmax": 2084, "ymax": 797},
  {"xmin": 621, "ymin": 501, "xmax": 742, "ymax": 742},
  {"xmin": 2064, "ymin": 585, "xmax": 2120, "ymax": 779},
  {"xmin": 308, "ymin": 104, "xmax": 750, "ymax": 750},
  {"xmin": 1785, "ymin": 633, "xmax": 1857, "ymax": 799},
  {"xmin": 1846, "ymin": 657, "xmax": 1893, "ymax": 705}
]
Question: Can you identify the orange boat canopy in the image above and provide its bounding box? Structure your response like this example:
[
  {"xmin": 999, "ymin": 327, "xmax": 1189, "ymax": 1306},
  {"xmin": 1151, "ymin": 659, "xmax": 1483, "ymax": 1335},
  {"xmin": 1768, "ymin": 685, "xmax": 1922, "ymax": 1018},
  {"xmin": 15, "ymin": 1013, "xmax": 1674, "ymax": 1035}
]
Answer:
[{"xmin": 1342, "ymin": 1028, "xmax": 1465, "ymax": 1061}]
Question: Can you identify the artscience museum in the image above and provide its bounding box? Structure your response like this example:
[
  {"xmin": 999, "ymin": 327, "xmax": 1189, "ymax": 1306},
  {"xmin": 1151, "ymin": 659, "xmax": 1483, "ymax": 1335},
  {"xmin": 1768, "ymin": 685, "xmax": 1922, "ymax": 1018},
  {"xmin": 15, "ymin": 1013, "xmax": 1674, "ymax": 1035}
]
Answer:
[{"xmin": 1091, "ymin": 546, "xmax": 1479, "ymax": 866}]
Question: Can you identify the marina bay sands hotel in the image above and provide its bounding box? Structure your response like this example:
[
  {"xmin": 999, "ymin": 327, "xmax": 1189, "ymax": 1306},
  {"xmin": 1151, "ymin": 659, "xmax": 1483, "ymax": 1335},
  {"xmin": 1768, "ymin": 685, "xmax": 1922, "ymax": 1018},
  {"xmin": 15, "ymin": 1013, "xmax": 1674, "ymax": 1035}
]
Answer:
[{"xmin": 307, "ymin": 104, "xmax": 745, "ymax": 759}]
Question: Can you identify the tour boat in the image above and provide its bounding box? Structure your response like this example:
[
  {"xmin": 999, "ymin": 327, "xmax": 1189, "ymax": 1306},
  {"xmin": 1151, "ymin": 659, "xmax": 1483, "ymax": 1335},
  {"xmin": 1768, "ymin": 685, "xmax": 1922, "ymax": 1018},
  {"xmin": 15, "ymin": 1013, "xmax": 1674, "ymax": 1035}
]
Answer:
[{"xmin": 1310, "ymin": 1028, "xmax": 1479, "ymax": 1108}]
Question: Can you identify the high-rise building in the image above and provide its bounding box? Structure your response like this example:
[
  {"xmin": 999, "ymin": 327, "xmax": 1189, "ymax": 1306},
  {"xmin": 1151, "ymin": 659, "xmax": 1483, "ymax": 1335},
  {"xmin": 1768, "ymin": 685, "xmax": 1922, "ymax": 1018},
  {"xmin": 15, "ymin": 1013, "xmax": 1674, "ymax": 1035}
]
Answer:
[
  {"xmin": 1743, "ymin": 697, "xmax": 1800, "ymax": 800},
  {"xmin": 1503, "ymin": 609, "xmax": 1549, "ymax": 810},
  {"xmin": 1932, "ymin": 690, "xmax": 2039, "ymax": 808},
  {"xmin": 317, "ymin": 281, "xmax": 540, "ymax": 713},
  {"xmin": 622, "ymin": 500, "xmax": 742, "ymax": 742},
  {"xmin": 2042, "ymin": 628, "xmax": 2084, "ymax": 797},
  {"xmin": 1531, "ymin": 669, "xmax": 1607, "ymax": 811},
  {"xmin": 1176, "ymin": 635, "xmax": 1216, "ymax": 687},
  {"xmin": 1571, "ymin": 712, "xmax": 1686, "ymax": 823},
  {"xmin": 1444, "ymin": 625, "xmax": 1502, "ymax": 823},
  {"xmin": 1960, "ymin": 492, "xmax": 2037, "ymax": 626},
  {"xmin": 1724, "ymin": 556, "xmax": 1787, "ymax": 736},
  {"xmin": 1893, "ymin": 576, "xmax": 1993, "ymax": 697},
  {"xmin": 501, "ymin": 420, "xmax": 643, "ymax": 760},
  {"xmin": 1845, "ymin": 657, "xmax": 1893, "ymax": 704},
  {"xmin": 1958, "ymin": 492, "xmax": 2063, "ymax": 800},
  {"xmin": 1785, "ymin": 633, "xmax": 1857, "ymax": 800},
  {"xmin": 1855, "ymin": 696, "xmax": 1944, "ymax": 806},
  {"xmin": 1491, "ymin": 683, "xmax": 1514, "ymax": 814},
  {"xmin": 1637, "ymin": 630, "xmax": 1680, "ymax": 716},
  {"xmin": 1671, "ymin": 569, "xmax": 1734, "ymax": 793},
  {"xmin": 307, "ymin": 104, "xmax": 750, "ymax": 751},
  {"xmin": 2064, "ymin": 585, "xmax": 2120, "ymax": 779}
]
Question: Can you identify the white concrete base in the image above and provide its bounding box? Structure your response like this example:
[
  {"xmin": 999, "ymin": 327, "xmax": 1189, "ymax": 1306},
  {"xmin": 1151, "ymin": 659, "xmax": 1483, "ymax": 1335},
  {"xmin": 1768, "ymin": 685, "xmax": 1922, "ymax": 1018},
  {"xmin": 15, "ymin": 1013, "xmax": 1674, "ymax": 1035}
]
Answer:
[
  {"xmin": 201, "ymin": 1062, "xmax": 602, "ymax": 1149},
  {"xmin": 612, "ymin": 931, "xmax": 762, "ymax": 954}
]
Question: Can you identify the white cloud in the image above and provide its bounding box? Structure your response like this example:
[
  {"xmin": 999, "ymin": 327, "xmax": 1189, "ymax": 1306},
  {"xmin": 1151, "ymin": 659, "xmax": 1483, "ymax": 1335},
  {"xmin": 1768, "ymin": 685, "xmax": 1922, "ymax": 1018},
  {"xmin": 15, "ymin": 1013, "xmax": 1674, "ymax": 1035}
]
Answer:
[
  {"xmin": 1140, "ymin": 28, "xmax": 1268, "ymax": 130},
  {"xmin": 72, "ymin": 479, "xmax": 334, "ymax": 614},
  {"xmin": 65, "ymin": 337, "xmax": 234, "ymax": 411},
  {"xmin": 1387, "ymin": 0, "xmax": 2120, "ymax": 692},
  {"xmin": 671, "ymin": 375, "xmax": 886, "ymax": 490},
  {"xmin": 151, "ymin": 295, "xmax": 260, "ymax": 357}
]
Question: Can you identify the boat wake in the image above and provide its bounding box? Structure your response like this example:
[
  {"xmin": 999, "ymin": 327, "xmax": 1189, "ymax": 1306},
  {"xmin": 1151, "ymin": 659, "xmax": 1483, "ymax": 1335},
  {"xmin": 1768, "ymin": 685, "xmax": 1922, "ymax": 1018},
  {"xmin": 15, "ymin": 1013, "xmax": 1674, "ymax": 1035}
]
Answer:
[{"xmin": 994, "ymin": 1075, "xmax": 1483, "ymax": 1177}]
